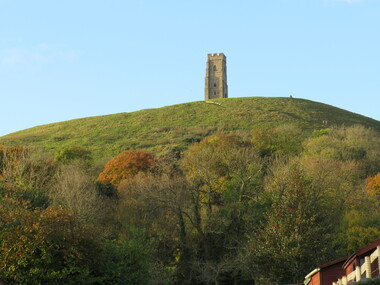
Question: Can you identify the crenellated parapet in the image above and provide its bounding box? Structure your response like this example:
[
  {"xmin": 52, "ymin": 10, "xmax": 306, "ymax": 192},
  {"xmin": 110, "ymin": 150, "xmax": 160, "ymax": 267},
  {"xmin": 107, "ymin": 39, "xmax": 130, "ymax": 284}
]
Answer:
[{"xmin": 207, "ymin": 53, "xmax": 226, "ymax": 58}]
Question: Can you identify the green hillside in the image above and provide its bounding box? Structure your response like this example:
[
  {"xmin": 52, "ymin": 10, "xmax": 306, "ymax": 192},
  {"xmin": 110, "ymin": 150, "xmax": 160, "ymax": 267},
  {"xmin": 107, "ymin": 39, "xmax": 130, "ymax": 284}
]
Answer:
[{"xmin": 1, "ymin": 97, "xmax": 379, "ymax": 159}]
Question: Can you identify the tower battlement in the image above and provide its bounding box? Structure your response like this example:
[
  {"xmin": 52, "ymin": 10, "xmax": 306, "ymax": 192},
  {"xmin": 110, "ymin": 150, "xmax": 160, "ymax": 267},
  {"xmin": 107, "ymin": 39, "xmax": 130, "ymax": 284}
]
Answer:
[
  {"xmin": 207, "ymin": 53, "xmax": 226, "ymax": 58},
  {"xmin": 204, "ymin": 53, "xmax": 228, "ymax": 100}
]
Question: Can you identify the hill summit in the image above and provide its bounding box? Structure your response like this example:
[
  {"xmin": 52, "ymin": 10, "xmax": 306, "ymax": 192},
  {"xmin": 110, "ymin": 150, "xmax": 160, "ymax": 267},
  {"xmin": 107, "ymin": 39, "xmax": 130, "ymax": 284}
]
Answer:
[{"xmin": 1, "ymin": 97, "xmax": 379, "ymax": 159}]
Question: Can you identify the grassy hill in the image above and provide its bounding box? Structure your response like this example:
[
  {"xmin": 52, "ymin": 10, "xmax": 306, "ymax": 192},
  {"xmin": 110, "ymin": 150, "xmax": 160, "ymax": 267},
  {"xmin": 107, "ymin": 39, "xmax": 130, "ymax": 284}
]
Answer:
[{"xmin": 1, "ymin": 97, "xmax": 379, "ymax": 160}]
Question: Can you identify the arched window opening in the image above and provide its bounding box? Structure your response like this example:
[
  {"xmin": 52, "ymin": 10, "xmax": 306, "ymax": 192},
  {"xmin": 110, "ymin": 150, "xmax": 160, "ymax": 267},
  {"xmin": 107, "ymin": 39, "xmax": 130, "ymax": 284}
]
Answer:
[{"xmin": 213, "ymin": 65, "xmax": 217, "ymax": 71}]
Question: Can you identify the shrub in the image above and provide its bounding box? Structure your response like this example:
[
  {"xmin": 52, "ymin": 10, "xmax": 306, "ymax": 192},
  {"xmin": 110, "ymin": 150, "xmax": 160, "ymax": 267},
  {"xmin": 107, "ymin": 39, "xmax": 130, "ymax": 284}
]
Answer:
[
  {"xmin": 55, "ymin": 146, "xmax": 92, "ymax": 165},
  {"xmin": 0, "ymin": 197, "xmax": 102, "ymax": 284},
  {"xmin": 100, "ymin": 233, "xmax": 154, "ymax": 284},
  {"xmin": 97, "ymin": 150, "xmax": 155, "ymax": 187}
]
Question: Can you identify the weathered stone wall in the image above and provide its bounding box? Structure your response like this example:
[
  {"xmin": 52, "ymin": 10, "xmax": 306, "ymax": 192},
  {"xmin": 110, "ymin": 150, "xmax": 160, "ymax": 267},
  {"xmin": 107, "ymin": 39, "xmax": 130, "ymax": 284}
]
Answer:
[{"xmin": 204, "ymin": 53, "xmax": 228, "ymax": 100}]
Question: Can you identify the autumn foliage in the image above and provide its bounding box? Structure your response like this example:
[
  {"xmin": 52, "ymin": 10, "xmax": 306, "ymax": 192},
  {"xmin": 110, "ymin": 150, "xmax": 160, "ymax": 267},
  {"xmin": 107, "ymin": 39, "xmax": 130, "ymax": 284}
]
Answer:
[
  {"xmin": 0, "ymin": 197, "xmax": 101, "ymax": 284},
  {"xmin": 0, "ymin": 145, "xmax": 29, "ymax": 175},
  {"xmin": 366, "ymin": 172, "xmax": 380, "ymax": 197},
  {"xmin": 97, "ymin": 150, "xmax": 155, "ymax": 187},
  {"xmin": 1, "ymin": 126, "xmax": 380, "ymax": 284}
]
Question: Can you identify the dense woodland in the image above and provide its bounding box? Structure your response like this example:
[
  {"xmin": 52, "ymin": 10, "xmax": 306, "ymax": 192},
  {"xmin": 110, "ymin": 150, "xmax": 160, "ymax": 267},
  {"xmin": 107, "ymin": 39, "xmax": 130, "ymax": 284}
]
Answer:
[{"xmin": 1, "ymin": 124, "xmax": 380, "ymax": 284}]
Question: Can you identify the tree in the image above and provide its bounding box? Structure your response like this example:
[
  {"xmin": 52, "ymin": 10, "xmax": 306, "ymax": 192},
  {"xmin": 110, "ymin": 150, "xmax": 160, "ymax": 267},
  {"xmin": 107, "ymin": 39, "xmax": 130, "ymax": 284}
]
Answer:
[
  {"xmin": 54, "ymin": 146, "xmax": 92, "ymax": 165},
  {"xmin": 49, "ymin": 164, "xmax": 115, "ymax": 229},
  {"xmin": 247, "ymin": 165, "xmax": 333, "ymax": 284},
  {"xmin": 0, "ymin": 145, "xmax": 27, "ymax": 175},
  {"xmin": 182, "ymin": 134, "xmax": 263, "ymax": 218},
  {"xmin": 115, "ymin": 137, "xmax": 265, "ymax": 284},
  {"xmin": 181, "ymin": 134, "xmax": 265, "ymax": 283},
  {"xmin": 97, "ymin": 150, "xmax": 155, "ymax": 187},
  {"xmin": 0, "ymin": 197, "xmax": 102, "ymax": 284},
  {"xmin": 117, "ymin": 170, "xmax": 190, "ymax": 282},
  {"xmin": 0, "ymin": 145, "xmax": 57, "ymax": 208},
  {"xmin": 100, "ymin": 235, "xmax": 155, "ymax": 285},
  {"xmin": 251, "ymin": 125, "xmax": 305, "ymax": 158},
  {"xmin": 339, "ymin": 206, "xmax": 380, "ymax": 254},
  {"xmin": 366, "ymin": 172, "xmax": 380, "ymax": 198},
  {"xmin": 302, "ymin": 125, "xmax": 380, "ymax": 177},
  {"xmin": 299, "ymin": 126, "xmax": 380, "ymax": 255}
]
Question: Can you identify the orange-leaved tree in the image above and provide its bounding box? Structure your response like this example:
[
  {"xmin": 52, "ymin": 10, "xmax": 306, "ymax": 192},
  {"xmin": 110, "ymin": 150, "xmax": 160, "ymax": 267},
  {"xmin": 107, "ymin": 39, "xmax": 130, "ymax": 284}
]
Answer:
[
  {"xmin": 97, "ymin": 150, "xmax": 155, "ymax": 187},
  {"xmin": 366, "ymin": 172, "xmax": 380, "ymax": 198}
]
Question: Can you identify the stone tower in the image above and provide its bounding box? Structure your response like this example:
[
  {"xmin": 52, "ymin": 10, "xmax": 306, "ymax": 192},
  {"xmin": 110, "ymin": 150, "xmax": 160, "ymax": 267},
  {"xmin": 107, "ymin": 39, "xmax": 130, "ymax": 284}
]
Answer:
[{"xmin": 204, "ymin": 53, "xmax": 228, "ymax": 100}]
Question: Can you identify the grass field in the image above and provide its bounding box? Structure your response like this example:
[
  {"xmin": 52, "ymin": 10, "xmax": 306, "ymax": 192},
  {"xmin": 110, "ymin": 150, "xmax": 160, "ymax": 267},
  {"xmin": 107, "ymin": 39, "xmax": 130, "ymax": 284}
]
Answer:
[{"xmin": 1, "ymin": 97, "xmax": 379, "ymax": 160}]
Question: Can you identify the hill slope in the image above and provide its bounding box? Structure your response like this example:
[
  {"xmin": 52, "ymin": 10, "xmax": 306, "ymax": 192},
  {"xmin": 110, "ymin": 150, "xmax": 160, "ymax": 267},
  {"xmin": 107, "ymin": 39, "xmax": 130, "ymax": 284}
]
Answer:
[{"xmin": 1, "ymin": 97, "xmax": 379, "ymax": 159}]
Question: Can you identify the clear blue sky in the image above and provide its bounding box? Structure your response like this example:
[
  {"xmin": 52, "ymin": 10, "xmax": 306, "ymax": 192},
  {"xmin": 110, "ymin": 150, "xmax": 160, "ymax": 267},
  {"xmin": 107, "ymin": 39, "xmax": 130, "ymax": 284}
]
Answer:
[{"xmin": 1, "ymin": 0, "xmax": 379, "ymax": 136}]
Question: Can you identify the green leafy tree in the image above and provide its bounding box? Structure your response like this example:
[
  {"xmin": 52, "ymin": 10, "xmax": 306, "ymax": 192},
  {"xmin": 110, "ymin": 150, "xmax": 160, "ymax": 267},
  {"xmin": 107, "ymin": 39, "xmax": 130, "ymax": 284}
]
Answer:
[
  {"xmin": 300, "ymin": 126, "xmax": 380, "ymax": 255},
  {"xmin": 182, "ymin": 134, "xmax": 263, "ymax": 217},
  {"xmin": 252, "ymin": 125, "xmax": 305, "ymax": 158},
  {"xmin": 55, "ymin": 146, "xmax": 92, "ymax": 165},
  {"xmin": 247, "ymin": 165, "xmax": 333, "ymax": 284},
  {"xmin": 338, "ymin": 208, "xmax": 380, "ymax": 253},
  {"xmin": 302, "ymin": 125, "xmax": 380, "ymax": 177},
  {"xmin": 100, "ymin": 233, "xmax": 155, "ymax": 285},
  {"xmin": 117, "ymin": 170, "xmax": 189, "ymax": 282},
  {"xmin": 181, "ymin": 134, "xmax": 265, "ymax": 283}
]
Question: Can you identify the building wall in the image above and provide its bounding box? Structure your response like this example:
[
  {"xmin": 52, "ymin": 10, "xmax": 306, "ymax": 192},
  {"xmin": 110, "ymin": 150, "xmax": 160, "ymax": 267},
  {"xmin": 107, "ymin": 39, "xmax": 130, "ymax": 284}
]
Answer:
[
  {"xmin": 307, "ymin": 259, "xmax": 346, "ymax": 285},
  {"xmin": 204, "ymin": 53, "xmax": 228, "ymax": 100},
  {"xmin": 310, "ymin": 272, "xmax": 320, "ymax": 285},
  {"xmin": 345, "ymin": 250, "xmax": 378, "ymax": 279},
  {"xmin": 345, "ymin": 260, "xmax": 357, "ymax": 276},
  {"xmin": 321, "ymin": 263, "xmax": 346, "ymax": 285}
]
